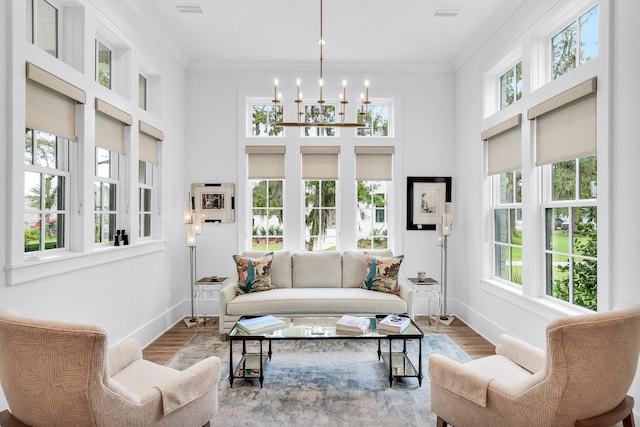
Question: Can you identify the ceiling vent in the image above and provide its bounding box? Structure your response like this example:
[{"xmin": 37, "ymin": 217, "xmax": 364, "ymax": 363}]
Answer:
[
  {"xmin": 175, "ymin": 3, "xmax": 203, "ymax": 14},
  {"xmin": 434, "ymin": 8, "xmax": 462, "ymax": 17}
]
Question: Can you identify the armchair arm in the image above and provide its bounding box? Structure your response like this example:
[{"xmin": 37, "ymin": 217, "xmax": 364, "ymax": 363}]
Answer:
[
  {"xmin": 218, "ymin": 274, "xmax": 238, "ymax": 334},
  {"xmin": 496, "ymin": 334, "xmax": 545, "ymax": 374},
  {"xmin": 428, "ymin": 354, "xmax": 493, "ymax": 407},
  {"xmin": 155, "ymin": 356, "xmax": 221, "ymax": 415},
  {"xmin": 108, "ymin": 339, "xmax": 142, "ymax": 376}
]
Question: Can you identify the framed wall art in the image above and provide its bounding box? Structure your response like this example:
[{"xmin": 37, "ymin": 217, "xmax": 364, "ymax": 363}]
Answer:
[
  {"xmin": 191, "ymin": 183, "xmax": 235, "ymax": 223},
  {"xmin": 406, "ymin": 176, "xmax": 452, "ymax": 230}
]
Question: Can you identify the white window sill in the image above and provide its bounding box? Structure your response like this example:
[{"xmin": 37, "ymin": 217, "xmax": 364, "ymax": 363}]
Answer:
[
  {"xmin": 7, "ymin": 240, "xmax": 166, "ymax": 286},
  {"xmin": 480, "ymin": 277, "xmax": 591, "ymax": 320}
]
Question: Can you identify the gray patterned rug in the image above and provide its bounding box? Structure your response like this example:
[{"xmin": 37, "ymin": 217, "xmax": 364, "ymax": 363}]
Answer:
[{"xmin": 166, "ymin": 334, "xmax": 469, "ymax": 427}]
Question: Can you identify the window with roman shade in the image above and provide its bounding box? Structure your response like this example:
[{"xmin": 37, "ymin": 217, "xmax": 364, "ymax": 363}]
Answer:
[
  {"xmin": 355, "ymin": 146, "xmax": 393, "ymax": 250},
  {"xmin": 529, "ymin": 77, "xmax": 598, "ymax": 310},
  {"xmin": 481, "ymin": 114, "xmax": 522, "ymax": 176},
  {"xmin": 528, "ymin": 77, "xmax": 597, "ymax": 166},
  {"xmin": 247, "ymin": 146, "xmax": 286, "ymax": 251},
  {"xmin": 301, "ymin": 146, "xmax": 340, "ymax": 180},
  {"xmin": 482, "ymin": 114, "xmax": 523, "ymax": 285},
  {"xmin": 25, "ymin": 62, "xmax": 86, "ymax": 141}
]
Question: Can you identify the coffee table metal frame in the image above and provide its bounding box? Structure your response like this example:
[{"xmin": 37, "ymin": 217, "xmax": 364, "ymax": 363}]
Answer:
[{"xmin": 228, "ymin": 315, "xmax": 424, "ymax": 388}]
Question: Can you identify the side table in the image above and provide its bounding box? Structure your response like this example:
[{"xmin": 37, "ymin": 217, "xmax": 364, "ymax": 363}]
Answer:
[
  {"xmin": 407, "ymin": 277, "xmax": 442, "ymax": 326},
  {"xmin": 194, "ymin": 276, "xmax": 231, "ymax": 332}
]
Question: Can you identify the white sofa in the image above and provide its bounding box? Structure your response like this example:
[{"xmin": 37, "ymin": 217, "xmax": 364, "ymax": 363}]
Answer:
[{"xmin": 218, "ymin": 249, "xmax": 414, "ymax": 336}]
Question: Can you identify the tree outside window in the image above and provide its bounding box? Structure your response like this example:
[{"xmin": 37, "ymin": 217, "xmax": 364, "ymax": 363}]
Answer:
[
  {"xmin": 251, "ymin": 104, "xmax": 283, "ymax": 136},
  {"xmin": 357, "ymin": 104, "xmax": 390, "ymax": 136},
  {"xmin": 499, "ymin": 62, "xmax": 522, "ymax": 110},
  {"xmin": 24, "ymin": 129, "xmax": 67, "ymax": 252},
  {"xmin": 96, "ymin": 41, "xmax": 111, "ymax": 89},
  {"xmin": 545, "ymin": 156, "xmax": 597, "ymax": 310},
  {"xmin": 357, "ymin": 181, "xmax": 388, "ymax": 249},
  {"xmin": 251, "ymin": 180, "xmax": 284, "ymax": 250},
  {"xmin": 492, "ymin": 170, "xmax": 523, "ymax": 284},
  {"xmin": 551, "ymin": 5, "xmax": 598, "ymax": 80},
  {"xmin": 305, "ymin": 105, "xmax": 336, "ymax": 137},
  {"xmin": 305, "ymin": 180, "xmax": 336, "ymax": 251}
]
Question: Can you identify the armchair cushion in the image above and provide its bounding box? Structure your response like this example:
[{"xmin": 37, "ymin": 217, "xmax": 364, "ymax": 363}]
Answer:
[{"xmin": 428, "ymin": 354, "xmax": 493, "ymax": 407}]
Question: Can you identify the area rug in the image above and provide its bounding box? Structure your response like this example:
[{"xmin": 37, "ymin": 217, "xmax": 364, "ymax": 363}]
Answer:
[{"xmin": 166, "ymin": 334, "xmax": 469, "ymax": 427}]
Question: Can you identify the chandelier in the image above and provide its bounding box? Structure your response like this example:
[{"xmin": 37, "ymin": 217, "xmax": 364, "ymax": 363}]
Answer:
[{"xmin": 272, "ymin": 0, "xmax": 370, "ymax": 128}]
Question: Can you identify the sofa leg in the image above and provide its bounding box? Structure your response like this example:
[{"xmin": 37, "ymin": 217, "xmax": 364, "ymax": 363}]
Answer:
[{"xmin": 436, "ymin": 416, "xmax": 449, "ymax": 427}]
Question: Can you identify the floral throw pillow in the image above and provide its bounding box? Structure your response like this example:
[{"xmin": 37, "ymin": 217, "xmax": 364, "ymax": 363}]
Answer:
[
  {"xmin": 361, "ymin": 255, "xmax": 404, "ymax": 295},
  {"xmin": 234, "ymin": 252, "xmax": 275, "ymax": 295}
]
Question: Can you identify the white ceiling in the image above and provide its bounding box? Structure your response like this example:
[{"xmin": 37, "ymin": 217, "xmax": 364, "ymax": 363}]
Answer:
[{"xmin": 121, "ymin": 0, "xmax": 523, "ymax": 69}]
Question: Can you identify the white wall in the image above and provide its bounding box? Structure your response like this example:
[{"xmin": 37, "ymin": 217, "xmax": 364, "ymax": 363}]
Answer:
[
  {"xmin": 452, "ymin": 0, "xmax": 640, "ymax": 415},
  {"xmin": 0, "ymin": 0, "xmax": 190, "ymax": 410}
]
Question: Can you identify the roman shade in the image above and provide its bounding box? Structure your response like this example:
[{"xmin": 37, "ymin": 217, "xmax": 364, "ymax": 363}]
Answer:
[
  {"xmin": 95, "ymin": 98, "xmax": 132, "ymax": 154},
  {"xmin": 25, "ymin": 62, "xmax": 86, "ymax": 141},
  {"xmin": 528, "ymin": 77, "xmax": 597, "ymax": 166},
  {"xmin": 139, "ymin": 121, "xmax": 164, "ymax": 165},
  {"xmin": 246, "ymin": 146, "xmax": 286, "ymax": 179},
  {"xmin": 481, "ymin": 114, "xmax": 522, "ymax": 176},
  {"xmin": 301, "ymin": 146, "xmax": 340, "ymax": 180},
  {"xmin": 355, "ymin": 146, "xmax": 394, "ymax": 181}
]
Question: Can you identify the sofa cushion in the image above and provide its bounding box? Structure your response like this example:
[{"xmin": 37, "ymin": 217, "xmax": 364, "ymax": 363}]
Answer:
[
  {"xmin": 226, "ymin": 288, "xmax": 407, "ymax": 316},
  {"xmin": 361, "ymin": 255, "xmax": 404, "ymax": 295},
  {"xmin": 233, "ymin": 253, "xmax": 276, "ymax": 295},
  {"xmin": 342, "ymin": 249, "xmax": 393, "ymax": 288},
  {"xmin": 242, "ymin": 250, "xmax": 292, "ymax": 288},
  {"xmin": 292, "ymin": 251, "xmax": 342, "ymax": 288}
]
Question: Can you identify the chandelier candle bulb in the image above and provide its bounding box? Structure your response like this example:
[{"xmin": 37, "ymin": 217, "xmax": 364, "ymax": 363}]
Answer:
[
  {"xmin": 365, "ymin": 80, "xmax": 370, "ymax": 103},
  {"xmin": 296, "ymin": 79, "xmax": 301, "ymax": 101}
]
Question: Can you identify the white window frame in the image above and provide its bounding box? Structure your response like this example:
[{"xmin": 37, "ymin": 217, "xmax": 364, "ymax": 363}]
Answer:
[
  {"xmin": 483, "ymin": 47, "xmax": 522, "ymax": 118},
  {"xmin": 94, "ymin": 147, "xmax": 126, "ymax": 246},
  {"xmin": 355, "ymin": 98, "xmax": 394, "ymax": 137},
  {"xmin": 356, "ymin": 181, "xmax": 390, "ymax": 250},
  {"xmin": 303, "ymin": 179, "xmax": 338, "ymax": 251},
  {"xmin": 137, "ymin": 160, "xmax": 156, "ymax": 239},
  {"xmin": 247, "ymin": 98, "xmax": 284, "ymax": 137},
  {"xmin": 249, "ymin": 179, "xmax": 285, "ymax": 251}
]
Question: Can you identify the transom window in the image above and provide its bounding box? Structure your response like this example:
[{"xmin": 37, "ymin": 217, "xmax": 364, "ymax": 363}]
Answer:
[
  {"xmin": 138, "ymin": 74, "xmax": 147, "ymax": 110},
  {"xmin": 250, "ymin": 103, "xmax": 283, "ymax": 136},
  {"xmin": 96, "ymin": 40, "xmax": 112, "ymax": 89},
  {"xmin": 357, "ymin": 102, "xmax": 391, "ymax": 136},
  {"xmin": 305, "ymin": 105, "xmax": 336, "ymax": 137},
  {"xmin": 26, "ymin": 0, "xmax": 58, "ymax": 57},
  {"xmin": 24, "ymin": 129, "xmax": 68, "ymax": 253},
  {"xmin": 500, "ymin": 62, "xmax": 522, "ymax": 110},
  {"xmin": 552, "ymin": 5, "xmax": 598, "ymax": 80}
]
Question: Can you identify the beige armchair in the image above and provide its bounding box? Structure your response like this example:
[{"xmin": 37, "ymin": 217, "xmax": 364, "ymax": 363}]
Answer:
[
  {"xmin": 429, "ymin": 302, "xmax": 640, "ymax": 427},
  {"xmin": 0, "ymin": 307, "xmax": 221, "ymax": 427}
]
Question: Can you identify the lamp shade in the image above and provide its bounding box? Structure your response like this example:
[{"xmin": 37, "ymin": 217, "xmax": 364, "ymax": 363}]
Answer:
[
  {"xmin": 186, "ymin": 223, "xmax": 196, "ymax": 247},
  {"xmin": 183, "ymin": 201, "xmax": 192, "ymax": 224}
]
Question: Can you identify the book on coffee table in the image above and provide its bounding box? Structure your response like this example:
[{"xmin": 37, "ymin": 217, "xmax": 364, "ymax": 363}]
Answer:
[
  {"xmin": 236, "ymin": 315, "xmax": 285, "ymax": 334},
  {"xmin": 377, "ymin": 314, "xmax": 411, "ymax": 333},
  {"xmin": 335, "ymin": 315, "xmax": 370, "ymax": 334}
]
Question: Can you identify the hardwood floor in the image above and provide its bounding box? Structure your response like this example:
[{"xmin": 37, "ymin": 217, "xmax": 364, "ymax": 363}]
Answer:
[{"xmin": 142, "ymin": 315, "xmax": 496, "ymax": 365}]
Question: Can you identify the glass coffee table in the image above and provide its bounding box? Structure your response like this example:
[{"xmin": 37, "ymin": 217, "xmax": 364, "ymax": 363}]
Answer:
[{"xmin": 228, "ymin": 315, "xmax": 424, "ymax": 388}]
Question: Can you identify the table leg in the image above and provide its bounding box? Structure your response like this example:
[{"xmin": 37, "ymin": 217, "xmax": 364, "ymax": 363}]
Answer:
[
  {"xmin": 228, "ymin": 338, "xmax": 234, "ymax": 387},
  {"xmin": 388, "ymin": 338, "xmax": 393, "ymax": 387},
  {"xmin": 377, "ymin": 339, "xmax": 382, "ymax": 360},
  {"xmin": 418, "ymin": 336, "xmax": 423, "ymax": 386},
  {"xmin": 259, "ymin": 341, "xmax": 264, "ymax": 388}
]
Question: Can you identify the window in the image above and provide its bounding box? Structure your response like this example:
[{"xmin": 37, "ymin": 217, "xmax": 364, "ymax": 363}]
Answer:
[
  {"xmin": 500, "ymin": 62, "xmax": 523, "ymax": 110},
  {"xmin": 544, "ymin": 156, "xmax": 597, "ymax": 310},
  {"xmin": 304, "ymin": 180, "xmax": 337, "ymax": 251},
  {"xmin": 96, "ymin": 40, "xmax": 112, "ymax": 89},
  {"xmin": 94, "ymin": 147, "xmax": 120, "ymax": 243},
  {"xmin": 552, "ymin": 5, "xmax": 598, "ymax": 79},
  {"xmin": 138, "ymin": 74, "xmax": 147, "ymax": 110},
  {"xmin": 251, "ymin": 180, "xmax": 284, "ymax": 250},
  {"xmin": 24, "ymin": 129, "xmax": 68, "ymax": 253},
  {"xmin": 357, "ymin": 182, "xmax": 388, "ymax": 249},
  {"xmin": 250, "ymin": 103, "xmax": 283, "ymax": 136},
  {"xmin": 138, "ymin": 161, "xmax": 153, "ymax": 238},
  {"xmin": 26, "ymin": 0, "xmax": 58, "ymax": 57},
  {"xmin": 492, "ymin": 171, "xmax": 523, "ymax": 284},
  {"xmin": 357, "ymin": 103, "xmax": 391, "ymax": 136},
  {"xmin": 305, "ymin": 105, "xmax": 336, "ymax": 137}
]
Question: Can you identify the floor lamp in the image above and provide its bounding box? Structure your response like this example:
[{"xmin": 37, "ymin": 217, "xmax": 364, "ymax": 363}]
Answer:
[
  {"xmin": 436, "ymin": 202, "xmax": 454, "ymax": 326},
  {"xmin": 185, "ymin": 200, "xmax": 203, "ymax": 325}
]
